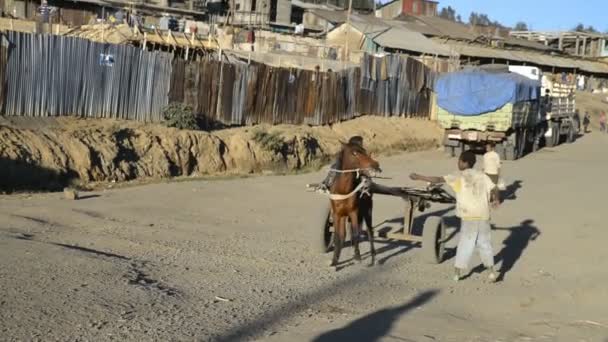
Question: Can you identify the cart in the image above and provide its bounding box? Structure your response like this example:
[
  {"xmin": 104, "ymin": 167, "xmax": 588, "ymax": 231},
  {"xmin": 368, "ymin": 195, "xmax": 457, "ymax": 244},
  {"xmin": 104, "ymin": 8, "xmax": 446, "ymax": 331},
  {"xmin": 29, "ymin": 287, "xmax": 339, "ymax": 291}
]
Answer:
[{"xmin": 313, "ymin": 182, "xmax": 456, "ymax": 264}]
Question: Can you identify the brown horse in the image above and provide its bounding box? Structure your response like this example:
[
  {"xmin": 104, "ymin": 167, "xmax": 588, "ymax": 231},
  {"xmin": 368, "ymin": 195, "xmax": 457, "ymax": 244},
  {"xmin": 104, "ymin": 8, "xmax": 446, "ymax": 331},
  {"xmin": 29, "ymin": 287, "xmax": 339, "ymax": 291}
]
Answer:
[{"xmin": 329, "ymin": 141, "xmax": 381, "ymax": 269}]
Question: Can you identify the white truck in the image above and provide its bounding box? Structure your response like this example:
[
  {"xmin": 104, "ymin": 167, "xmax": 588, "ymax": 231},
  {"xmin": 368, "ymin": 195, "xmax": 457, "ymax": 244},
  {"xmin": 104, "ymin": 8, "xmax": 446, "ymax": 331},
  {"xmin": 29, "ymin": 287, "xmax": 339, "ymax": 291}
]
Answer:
[{"xmin": 510, "ymin": 66, "xmax": 579, "ymax": 148}]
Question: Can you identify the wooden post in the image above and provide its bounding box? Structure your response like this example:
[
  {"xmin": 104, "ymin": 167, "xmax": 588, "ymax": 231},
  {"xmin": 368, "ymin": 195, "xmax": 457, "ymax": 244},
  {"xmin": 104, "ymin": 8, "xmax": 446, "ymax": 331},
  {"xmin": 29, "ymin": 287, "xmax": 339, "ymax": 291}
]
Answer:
[
  {"xmin": 558, "ymin": 33, "xmax": 563, "ymax": 51},
  {"xmin": 575, "ymin": 37, "xmax": 580, "ymax": 56},
  {"xmin": 215, "ymin": 48, "xmax": 224, "ymax": 121},
  {"xmin": 582, "ymin": 37, "xmax": 587, "ymax": 57},
  {"xmin": 344, "ymin": 0, "xmax": 353, "ymax": 62}
]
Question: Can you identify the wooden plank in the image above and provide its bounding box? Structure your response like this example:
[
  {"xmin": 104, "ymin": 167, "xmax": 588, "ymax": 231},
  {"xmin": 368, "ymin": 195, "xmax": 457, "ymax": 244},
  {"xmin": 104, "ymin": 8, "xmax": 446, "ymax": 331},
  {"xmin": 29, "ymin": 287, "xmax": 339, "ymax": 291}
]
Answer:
[{"xmin": 386, "ymin": 232, "xmax": 423, "ymax": 243}]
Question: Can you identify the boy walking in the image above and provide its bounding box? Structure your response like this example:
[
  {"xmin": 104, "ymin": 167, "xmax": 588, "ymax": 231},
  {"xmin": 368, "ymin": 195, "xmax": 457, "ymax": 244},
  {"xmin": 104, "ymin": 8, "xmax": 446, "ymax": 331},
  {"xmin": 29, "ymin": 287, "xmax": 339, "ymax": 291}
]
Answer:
[
  {"xmin": 483, "ymin": 143, "xmax": 501, "ymax": 186},
  {"xmin": 410, "ymin": 151, "xmax": 500, "ymax": 282}
]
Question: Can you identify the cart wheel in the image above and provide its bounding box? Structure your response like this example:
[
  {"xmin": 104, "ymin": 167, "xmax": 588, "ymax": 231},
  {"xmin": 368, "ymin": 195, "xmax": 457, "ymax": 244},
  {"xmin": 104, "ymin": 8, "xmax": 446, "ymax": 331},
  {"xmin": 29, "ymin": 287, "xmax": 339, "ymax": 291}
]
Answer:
[
  {"xmin": 318, "ymin": 205, "xmax": 334, "ymax": 253},
  {"xmin": 422, "ymin": 216, "xmax": 446, "ymax": 264}
]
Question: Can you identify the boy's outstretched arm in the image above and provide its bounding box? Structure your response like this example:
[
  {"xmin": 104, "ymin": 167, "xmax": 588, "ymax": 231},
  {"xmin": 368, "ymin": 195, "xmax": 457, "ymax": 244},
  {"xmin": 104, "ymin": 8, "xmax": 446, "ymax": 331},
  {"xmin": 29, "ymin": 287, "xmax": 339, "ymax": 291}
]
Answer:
[{"xmin": 410, "ymin": 173, "xmax": 445, "ymax": 184}]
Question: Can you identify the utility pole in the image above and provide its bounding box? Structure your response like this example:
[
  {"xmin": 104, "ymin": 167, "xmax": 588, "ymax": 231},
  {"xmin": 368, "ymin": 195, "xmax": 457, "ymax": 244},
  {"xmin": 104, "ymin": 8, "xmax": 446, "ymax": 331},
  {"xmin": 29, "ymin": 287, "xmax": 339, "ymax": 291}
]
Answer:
[{"xmin": 344, "ymin": 0, "xmax": 352, "ymax": 62}]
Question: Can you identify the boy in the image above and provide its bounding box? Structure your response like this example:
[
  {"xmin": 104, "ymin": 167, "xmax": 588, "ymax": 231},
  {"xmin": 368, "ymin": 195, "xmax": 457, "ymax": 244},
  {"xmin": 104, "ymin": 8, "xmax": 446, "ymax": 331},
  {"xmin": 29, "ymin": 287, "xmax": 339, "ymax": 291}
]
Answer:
[
  {"xmin": 483, "ymin": 143, "xmax": 501, "ymax": 186},
  {"xmin": 410, "ymin": 151, "xmax": 500, "ymax": 282}
]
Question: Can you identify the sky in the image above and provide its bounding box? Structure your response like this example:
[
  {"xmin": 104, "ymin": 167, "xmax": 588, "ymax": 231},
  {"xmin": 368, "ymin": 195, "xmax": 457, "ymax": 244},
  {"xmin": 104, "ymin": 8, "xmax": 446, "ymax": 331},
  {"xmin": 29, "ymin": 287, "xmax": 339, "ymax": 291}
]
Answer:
[{"xmin": 435, "ymin": 0, "xmax": 607, "ymax": 32}]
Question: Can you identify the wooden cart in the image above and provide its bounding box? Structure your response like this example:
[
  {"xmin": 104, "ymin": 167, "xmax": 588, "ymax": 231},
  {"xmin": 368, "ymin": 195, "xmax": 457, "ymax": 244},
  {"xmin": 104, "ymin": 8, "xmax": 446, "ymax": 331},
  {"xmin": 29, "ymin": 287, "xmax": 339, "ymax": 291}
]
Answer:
[{"xmin": 316, "ymin": 182, "xmax": 456, "ymax": 264}]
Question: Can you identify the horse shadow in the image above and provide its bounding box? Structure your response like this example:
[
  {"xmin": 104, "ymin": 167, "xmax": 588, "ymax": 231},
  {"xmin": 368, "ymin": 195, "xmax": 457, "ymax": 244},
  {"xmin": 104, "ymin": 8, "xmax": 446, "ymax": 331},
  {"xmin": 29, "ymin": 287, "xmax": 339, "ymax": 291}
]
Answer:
[
  {"xmin": 462, "ymin": 219, "xmax": 540, "ymax": 281},
  {"xmin": 312, "ymin": 290, "xmax": 439, "ymax": 342},
  {"xmin": 501, "ymin": 180, "xmax": 523, "ymax": 202}
]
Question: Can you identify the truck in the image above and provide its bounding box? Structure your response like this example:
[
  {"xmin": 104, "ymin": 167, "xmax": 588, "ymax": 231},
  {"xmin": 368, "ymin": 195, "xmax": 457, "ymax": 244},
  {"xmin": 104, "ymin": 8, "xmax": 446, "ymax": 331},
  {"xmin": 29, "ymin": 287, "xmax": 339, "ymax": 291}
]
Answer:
[{"xmin": 435, "ymin": 65, "xmax": 579, "ymax": 160}]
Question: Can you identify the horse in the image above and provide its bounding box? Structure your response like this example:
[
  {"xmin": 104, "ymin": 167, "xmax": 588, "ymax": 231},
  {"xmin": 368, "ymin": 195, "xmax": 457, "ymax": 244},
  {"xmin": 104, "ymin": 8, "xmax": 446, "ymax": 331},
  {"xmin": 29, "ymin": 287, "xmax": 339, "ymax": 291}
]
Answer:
[{"xmin": 329, "ymin": 141, "xmax": 381, "ymax": 269}]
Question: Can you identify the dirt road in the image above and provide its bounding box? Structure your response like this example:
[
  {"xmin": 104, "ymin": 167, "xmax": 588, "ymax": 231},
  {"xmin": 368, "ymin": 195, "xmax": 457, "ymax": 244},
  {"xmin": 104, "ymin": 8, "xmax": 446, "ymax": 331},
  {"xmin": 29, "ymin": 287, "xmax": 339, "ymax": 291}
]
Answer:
[{"xmin": 1, "ymin": 133, "xmax": 608, "ymax": 341}]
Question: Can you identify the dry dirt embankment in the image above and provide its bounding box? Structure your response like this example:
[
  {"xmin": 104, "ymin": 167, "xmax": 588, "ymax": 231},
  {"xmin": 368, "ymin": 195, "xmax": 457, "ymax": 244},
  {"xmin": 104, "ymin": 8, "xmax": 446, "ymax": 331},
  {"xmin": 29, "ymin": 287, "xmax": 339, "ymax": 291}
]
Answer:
[
  {"xmin": 0, "ymin": 116, "xmax": 442, "ymax": 191},
  {"xmin": 576, "ymin": 91, "xmax": 608, "ymax": 129}
]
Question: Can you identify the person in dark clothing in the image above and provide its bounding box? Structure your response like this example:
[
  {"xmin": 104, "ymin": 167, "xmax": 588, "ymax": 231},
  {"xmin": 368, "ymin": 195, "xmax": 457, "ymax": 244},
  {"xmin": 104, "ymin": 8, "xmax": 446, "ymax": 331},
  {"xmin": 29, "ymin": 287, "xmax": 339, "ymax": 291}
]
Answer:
[
  {"xmin": 583, "ymin": 111, "xmax": 591, "ymax": 133},
  {"xmin": 319, "ymin": 136, "xmax": 364, "ymax": 191}
]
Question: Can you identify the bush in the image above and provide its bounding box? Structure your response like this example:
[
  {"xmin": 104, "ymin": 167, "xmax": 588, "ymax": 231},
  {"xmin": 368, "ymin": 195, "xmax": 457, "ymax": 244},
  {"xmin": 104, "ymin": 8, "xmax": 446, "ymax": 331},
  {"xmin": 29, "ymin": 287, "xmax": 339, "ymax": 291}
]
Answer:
[
  {"xmin": 162, "ymin": 103, "xmax": 198, "ymax": 130},
  {"xmin": 251, "ymin": 129, "xmax": 285, "ymax": 154}
]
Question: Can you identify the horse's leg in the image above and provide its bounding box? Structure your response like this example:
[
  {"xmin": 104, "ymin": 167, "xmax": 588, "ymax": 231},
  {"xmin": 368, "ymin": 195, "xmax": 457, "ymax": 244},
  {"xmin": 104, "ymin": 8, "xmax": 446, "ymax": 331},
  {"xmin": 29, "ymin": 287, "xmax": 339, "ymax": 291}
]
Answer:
[
  {"xmin": 349, "ymin": 211, "xmax": 362, "ymax": 263},
  {"xmin": 330, "ymin": 214, "xmax": 345, "ymax": 268}
]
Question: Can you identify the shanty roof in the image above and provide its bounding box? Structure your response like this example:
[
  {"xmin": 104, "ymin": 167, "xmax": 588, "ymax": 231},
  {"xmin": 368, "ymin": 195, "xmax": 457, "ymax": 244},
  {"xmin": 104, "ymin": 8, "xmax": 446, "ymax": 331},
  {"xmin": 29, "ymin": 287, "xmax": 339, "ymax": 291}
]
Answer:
[
  {"xmin": 503, "ymin": 36, "xmax": 556, "ymax": 52},
  {"xmin": 373, "ymin": 26, "xmax": 452, "ymax": 56},
  {"xmin": 306, "ymin": 9, "xmax": 348, "ymax": 24},
  {"xmin": 292, "ymin": 0, "xmax": 341, "ymax": 11},
  {"xmin": 398, "ymin": 15, "xmax": 477, "ymax": 41},
  {"xmin": 439, "ymin": 40, "xmax": 608, "ymax": 74},
  {"xmin": 343, "ymin": 15, "xmax": 453, "ymax": 56}
]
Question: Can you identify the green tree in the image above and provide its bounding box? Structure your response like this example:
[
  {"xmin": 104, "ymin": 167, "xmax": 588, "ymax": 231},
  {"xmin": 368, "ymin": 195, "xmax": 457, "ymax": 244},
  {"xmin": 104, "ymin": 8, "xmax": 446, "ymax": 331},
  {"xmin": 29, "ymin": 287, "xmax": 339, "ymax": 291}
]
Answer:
[{"xmin": 514, "ymin": 21, "xmax": 528, "ymax": 31}]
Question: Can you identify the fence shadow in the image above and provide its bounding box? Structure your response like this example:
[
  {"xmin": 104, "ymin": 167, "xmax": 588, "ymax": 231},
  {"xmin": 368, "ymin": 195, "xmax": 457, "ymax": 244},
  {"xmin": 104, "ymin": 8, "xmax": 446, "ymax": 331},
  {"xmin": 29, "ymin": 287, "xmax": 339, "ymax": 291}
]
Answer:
[
  {"xmin": 312, "ymin": 290, "xmax": 439, "ymax": 342},
  {"xmin": 0, "ymin": 156, "xmax": 79, "ymax": 192}
]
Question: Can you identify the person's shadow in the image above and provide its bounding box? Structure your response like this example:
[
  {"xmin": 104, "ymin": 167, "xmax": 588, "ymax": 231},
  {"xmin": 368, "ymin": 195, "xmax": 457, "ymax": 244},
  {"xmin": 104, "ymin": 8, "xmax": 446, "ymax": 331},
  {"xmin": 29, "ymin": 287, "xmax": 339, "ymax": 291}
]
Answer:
[
  {"xmin": 493, "ymin": 219, "xmax": 541, "ymax": 281},
  {"xmin": 501, "ymin": 180, "xmax": 523, "ymax": 202},
  {"xmin": 312, "ymin": 290, "xmax": 439, "ymax": 342},
  {"xmin": 462, "ymin": 219, "xmax": 540, "ymax": 281}
]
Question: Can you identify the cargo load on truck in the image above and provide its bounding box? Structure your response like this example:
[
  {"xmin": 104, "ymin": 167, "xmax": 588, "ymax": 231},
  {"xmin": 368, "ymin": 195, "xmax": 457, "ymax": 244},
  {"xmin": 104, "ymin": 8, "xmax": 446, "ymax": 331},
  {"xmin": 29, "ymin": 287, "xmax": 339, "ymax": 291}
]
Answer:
[{"xmin": 435, "ymin": 70, "xmax": 540, "ymax": 116}]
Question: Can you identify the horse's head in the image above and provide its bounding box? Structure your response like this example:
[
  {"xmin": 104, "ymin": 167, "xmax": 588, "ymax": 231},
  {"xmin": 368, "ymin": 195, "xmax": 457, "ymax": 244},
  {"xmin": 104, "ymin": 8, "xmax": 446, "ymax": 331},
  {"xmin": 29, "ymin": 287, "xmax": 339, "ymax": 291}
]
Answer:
[{"xmin": 340, "ymin": 141, "xmax": 381, "ymax": 177}]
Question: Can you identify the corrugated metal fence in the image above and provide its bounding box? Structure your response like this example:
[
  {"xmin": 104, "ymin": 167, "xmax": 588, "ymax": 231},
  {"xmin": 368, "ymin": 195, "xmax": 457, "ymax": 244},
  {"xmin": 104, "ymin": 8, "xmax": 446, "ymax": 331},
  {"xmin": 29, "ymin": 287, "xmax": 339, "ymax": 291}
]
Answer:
[
  {"xmin": 0, "ymin": 43, "xmax": 6, "ymax": 110},
  {"xmin": 2, "ymin": 31, "xmax": 172, "ymax": 121},
  {"xmin": 169, "ymin": 54, "xmax": 435, "ymax": 126},
  {"xmin": 359, "ymin": 54, "xmax": 434, "ymax": 118},
  {"xmin": 0, "ymin": 32, "xmax": 435, "ymax": 125},
  {"xmin": 169, "ymin": 59, "xmax": 361, "ymax": 126}
]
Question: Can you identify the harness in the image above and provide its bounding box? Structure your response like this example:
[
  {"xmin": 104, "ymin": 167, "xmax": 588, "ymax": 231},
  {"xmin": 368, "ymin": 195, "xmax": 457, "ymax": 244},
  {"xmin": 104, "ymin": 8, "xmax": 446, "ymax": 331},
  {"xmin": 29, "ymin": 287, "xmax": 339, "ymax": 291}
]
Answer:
[{"xmin": 325, "ymin": 169, "xmax": 373, "ymax": 201}]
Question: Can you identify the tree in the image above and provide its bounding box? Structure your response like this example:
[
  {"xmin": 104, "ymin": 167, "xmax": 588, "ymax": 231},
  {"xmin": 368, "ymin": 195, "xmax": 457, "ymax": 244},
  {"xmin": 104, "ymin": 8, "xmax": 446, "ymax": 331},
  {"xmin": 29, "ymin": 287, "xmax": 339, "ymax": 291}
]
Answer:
[
  {"xmin": 438, "ymin": 6, "xmax": 458, "ymax": 22},
  {"xmin": 514, "ymin": 21, "xmax": 528, "ymax": 31},
  {"xmin": 586, "ymin": 25, "xmax": 598, "ymax": 33},
  {"xmin": 469, "ymin": 12, "xmax": 478, "ymax": 25},
  {"xmin": 456, "ymin": 15, "xmax": 462, "ymax": 23},
  {"xmin": 573, "ymin": 23, "xmax": 599, "ymax": 33}
]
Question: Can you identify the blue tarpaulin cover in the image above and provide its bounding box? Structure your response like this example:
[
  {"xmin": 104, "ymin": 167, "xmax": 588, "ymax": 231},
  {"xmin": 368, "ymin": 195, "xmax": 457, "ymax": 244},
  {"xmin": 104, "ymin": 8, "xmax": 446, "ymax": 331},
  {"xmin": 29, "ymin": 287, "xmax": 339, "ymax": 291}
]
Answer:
[{"xmin": 434, "ymin": 71, "xmax": 540, "ymax": 116}]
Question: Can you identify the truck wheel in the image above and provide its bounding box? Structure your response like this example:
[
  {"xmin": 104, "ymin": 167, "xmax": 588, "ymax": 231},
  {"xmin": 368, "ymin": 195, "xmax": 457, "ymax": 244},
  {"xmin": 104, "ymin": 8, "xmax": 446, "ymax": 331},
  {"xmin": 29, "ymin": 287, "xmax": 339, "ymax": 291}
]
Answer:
[
  {"xmin": 458, "ymin": 141, "xmax": 467, "ymax": 155},
  {"xmin": 444, "ymin": 146, "xmax": 456, "ymax": 158},
  {"xmin": 553, "ymin": 122, "xmax": 561, "ymax": 146},
  {"xmin": 545, "ymin": 122, "xmax": 557, "ymax": 148},
  {"xmin": 516, "ymin": 129, "xmax": 527, "ymax": 159},
  {"xmin": 566, "ymin": 125, "xmax": 576, "ymax": 144},
  {"xmin": 504, "ymin": 145, "xmax": 517, "ymax": 161},
  {"xmin": 495, "ymin": 143, "xmax": 505, "ymax": 156}
]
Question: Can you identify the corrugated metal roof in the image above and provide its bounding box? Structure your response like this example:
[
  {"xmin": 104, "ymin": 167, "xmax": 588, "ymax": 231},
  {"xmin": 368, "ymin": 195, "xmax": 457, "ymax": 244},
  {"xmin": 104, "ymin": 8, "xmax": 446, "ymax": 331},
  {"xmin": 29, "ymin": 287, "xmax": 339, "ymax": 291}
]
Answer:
[
  {"xmin": 400, "ymin": 15, "xmax": 478, "ymax": 41},
  {"xmin": 440, "ymin": 40, "xmax": 608, "ymax": 74},
  {"xmin": 306, "ymin": 9, "xmax": 348, "ymax": 23},
  {"xmin": 503, "ymin": 36, "xmax": 556, "ymax": 52},
  {"xmin": 350, "ymin": 15, "xmax": 391, "ymax": 36},
  {"xmin": 373, "ymin": 26, "xmax": 453, "ymax": 56},
  {"xmin": 342, "ymin": 15, "xmax": 454, "ymax": 56},
  {"xmin": 394, "ymin": 14, "xmax": 443, "ymax": 36}
]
